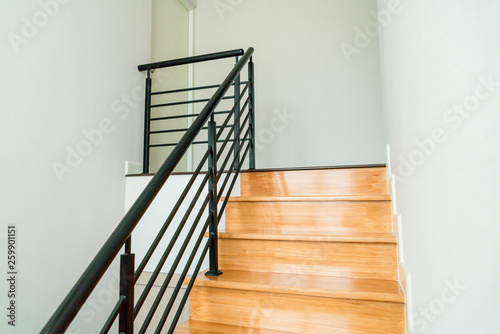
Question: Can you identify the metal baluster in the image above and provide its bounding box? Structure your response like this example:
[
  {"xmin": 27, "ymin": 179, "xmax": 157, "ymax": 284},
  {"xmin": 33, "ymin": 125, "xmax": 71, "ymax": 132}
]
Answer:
[
  {"xmin": 206, "ymin": 115, "xmax": 222, "ymax": 276},
  {"xmin": 248, "ymin": 57, "xmax": 256, "ymax": 169},
  {"xmin": 143, "ymin": 70, "xmax": 152, "ymax": 174},
  {"xmin": 233, "ymin": 56, "xmax": 241, "ymax": 170},
  {"xmin": 119, "ymin": 237, "xmax": 135, "ymax": 333}
]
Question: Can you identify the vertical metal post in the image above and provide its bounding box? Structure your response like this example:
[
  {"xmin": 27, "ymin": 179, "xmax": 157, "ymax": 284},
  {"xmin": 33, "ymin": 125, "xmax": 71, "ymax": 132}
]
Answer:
[
  {"xmin": 143, "ymin": 70, "xmax": 152, "ymax": 174},
  {"xmin": 206, "ymin": 115, "xmax": 222, "ymax": 277},
  {"xmin": 119, "ymin": 250, "xmax": 135, "ymax": 333},
  {"xmin": 125, "ymin": 236, "xmax": 131, "ymax": 254},
  {"xmin": 248, "ymin": 57, "xmax": 256, "ymax": 170},
  {"xmin": 233, "ymin": 56, "xmax": 241, "ymax": 170}
]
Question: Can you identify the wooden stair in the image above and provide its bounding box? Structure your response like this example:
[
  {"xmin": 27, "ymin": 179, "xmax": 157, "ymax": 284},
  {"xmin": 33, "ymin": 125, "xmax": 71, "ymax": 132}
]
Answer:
[
  {"xmin": 174, "ymin": 320, "xmax": 290, "ymax": 333},
  {"xmin": 176, "ymin": 166, "xmax": 405, "ymax": 333}
]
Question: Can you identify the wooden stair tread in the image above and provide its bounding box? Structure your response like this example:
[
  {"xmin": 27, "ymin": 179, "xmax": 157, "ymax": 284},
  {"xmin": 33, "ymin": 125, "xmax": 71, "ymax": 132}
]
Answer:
[
  {"xmin": 225, "ymin": 195, "xmax": 391, "ymax": 202},
  {"xmin": 184, "ymin": 270, "xmax": 404, "ymax": 303},
  {"xmin": 174, "ymin": 320, "xmax": 289, "ymax": 333},
  {"xmin": 215, "ymin": 232, "xmax": 397, "ymax": 243}
]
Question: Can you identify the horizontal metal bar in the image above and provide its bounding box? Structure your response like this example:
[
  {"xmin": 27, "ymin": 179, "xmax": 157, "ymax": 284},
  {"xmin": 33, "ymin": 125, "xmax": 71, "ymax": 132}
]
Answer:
[
  {"xmin": 150, "ymin": 128, "xmax": 190, "ymax": 134},
  {"xmin": 149, "ymin": 124, "xmax": 233, "ymax": 135},
  {"xmin": 190, "ymin": 139, "xmax": 231, "ymax": 146},
  {"xmin": 99, "ymin": 296, "xmax": 125, "ymax": 334},
  {"xmin": 150, "ymin": 114, "xmax": 199, "ymax": 121},
  {"xmin": 151, "ymin": 81, "xmax": 250, "ymax": 96},
  {"xmin": 150, "ymin": 110, "xmax": 232, "ymax": 122},
  {"xmin": 151, "ymin": 96, "xmax": 234, "ymax": 109},
  {"xmin": 151, "ymin": 84, "xmax": 221, "ymax": 96},
  {"xmin": 192, "ymin": 139, "xmax": 236, "ymax": 145},
  {"xmin": 149, "ymin": 139, "xmax": 233, "ymax": 148},
  {"xmin": 138, "ymin": 49, "xmax": 244, "ymax": 71}
]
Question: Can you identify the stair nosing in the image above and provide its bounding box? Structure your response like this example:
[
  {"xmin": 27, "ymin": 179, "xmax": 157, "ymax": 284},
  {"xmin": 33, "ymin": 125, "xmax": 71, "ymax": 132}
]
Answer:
[
  {"xmin": 240, "ymin": 164, "xmax": 386, "ymax": 173},
  {"xmin": 174, "ymin": 320, "xmax": 292, "ymax": 334},
  {"xmin": 210, "ymin": 232, "xmax": 397, "ymax": 244},
  {"xmin": 224, "ymin": 195, "xmax": 391, "ymax": 202},
  {"xmin": 185, "ymin": 270, "xmax": 404, "ymax": 304}
]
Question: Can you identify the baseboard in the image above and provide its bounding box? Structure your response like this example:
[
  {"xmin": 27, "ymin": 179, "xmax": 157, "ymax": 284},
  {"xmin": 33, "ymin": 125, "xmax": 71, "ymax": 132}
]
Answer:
[
  {"xmin": 386, "ymin": 144, "xmax": 392, "ymax": 195},
  {"xmin": 386, "ymin": 144, "xmax": 414, "ymax": 334}
]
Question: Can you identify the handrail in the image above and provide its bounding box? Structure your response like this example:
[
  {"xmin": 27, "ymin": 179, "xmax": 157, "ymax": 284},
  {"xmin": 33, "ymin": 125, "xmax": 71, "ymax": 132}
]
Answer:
[
  {"xmin": 40, "ymin": 47, "xmax": 255, "ymax": 334},
  {"xmin": 137, "ymin": 48, "xmax": 244, "ymax": 71}
]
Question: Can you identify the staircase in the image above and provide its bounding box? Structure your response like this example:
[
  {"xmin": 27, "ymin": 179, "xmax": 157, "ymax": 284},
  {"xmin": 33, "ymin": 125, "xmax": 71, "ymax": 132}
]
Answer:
[
  {"xmin": 176, "ymin": 166, "xmax": 405, "ymax": 333},
  {"xmin": 40, "ymin": 49, "xmax": 406, "ymax": 334}
]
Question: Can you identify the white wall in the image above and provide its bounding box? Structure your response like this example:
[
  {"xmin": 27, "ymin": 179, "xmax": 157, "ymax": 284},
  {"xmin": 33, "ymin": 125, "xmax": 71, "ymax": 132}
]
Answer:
[
  {"xmin": 378, "ymin": 1, "xmax": 500, "ymax": 333},
  {"xmin": 194, "ymin": 0, "xmax": 386, "ymax": 169},
  {"xmin": 0, "ymin": 1, "xmax": 151, "ymax": 333},
  {"xmin": 149, "ymin": 0, "xmax": 191, "ymax": 173}
]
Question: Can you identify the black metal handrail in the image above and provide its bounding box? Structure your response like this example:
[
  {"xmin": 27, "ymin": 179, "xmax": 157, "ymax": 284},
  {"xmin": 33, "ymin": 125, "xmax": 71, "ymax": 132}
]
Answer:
[
  {"xmin": 137, "ymin": 49, "xmax": 244, "ymax": 71},
  {"xmin": 40, "ymin": 47, "xmax": 255, "ymax": 334}
]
